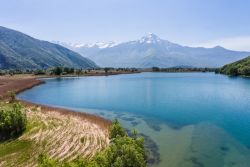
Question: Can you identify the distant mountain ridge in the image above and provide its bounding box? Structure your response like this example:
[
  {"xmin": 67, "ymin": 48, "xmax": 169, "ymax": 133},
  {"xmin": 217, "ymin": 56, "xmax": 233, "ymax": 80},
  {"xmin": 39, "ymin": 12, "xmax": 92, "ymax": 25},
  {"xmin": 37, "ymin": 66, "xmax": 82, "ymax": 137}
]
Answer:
[
  {"xmin": 57, "ymin": 33, "xmax": 250, "ymax": 68},
  {"xmin": 0, "ymin": 26, "xmax": 97, "ymax": 69},
  {"xmin": 54, "ymin": 41, "xmax": 118, "ymax": 49}
]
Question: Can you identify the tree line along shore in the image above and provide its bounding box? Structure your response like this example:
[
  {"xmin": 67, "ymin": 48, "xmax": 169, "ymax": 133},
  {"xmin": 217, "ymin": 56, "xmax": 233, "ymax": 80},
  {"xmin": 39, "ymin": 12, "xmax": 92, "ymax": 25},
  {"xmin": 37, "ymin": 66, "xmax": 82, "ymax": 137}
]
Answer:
[
  {"xmin": 0, "ymin": 67, "xmax": 140, "ymax": 77},
  {"xmin": 0, "ymin": 66, "xmax": 218, "ymax": 77}
]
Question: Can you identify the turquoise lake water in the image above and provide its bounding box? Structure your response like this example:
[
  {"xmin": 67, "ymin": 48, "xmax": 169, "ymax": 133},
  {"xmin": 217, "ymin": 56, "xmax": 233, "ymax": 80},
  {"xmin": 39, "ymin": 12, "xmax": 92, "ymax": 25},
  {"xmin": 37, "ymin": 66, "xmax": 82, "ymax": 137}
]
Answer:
[{"xmin": 18, "ymin": 72, "xmax": 250, "ymax": 167}]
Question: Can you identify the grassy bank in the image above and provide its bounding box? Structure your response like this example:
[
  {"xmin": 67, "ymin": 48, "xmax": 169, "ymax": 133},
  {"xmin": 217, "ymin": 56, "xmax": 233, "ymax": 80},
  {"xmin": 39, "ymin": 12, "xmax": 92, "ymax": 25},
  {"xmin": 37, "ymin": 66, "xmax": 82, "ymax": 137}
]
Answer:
[{"xmin": 0, "ymin": 101, "xmax": 110, "ymax": 167}]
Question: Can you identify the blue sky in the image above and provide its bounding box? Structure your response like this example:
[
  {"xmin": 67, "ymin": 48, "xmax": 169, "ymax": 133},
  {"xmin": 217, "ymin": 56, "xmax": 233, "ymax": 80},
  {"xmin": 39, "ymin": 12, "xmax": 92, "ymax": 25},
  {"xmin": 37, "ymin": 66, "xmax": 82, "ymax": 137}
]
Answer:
[{"xmin": 1, "ymin": 0, "xmax": 250, "ymax": 51}]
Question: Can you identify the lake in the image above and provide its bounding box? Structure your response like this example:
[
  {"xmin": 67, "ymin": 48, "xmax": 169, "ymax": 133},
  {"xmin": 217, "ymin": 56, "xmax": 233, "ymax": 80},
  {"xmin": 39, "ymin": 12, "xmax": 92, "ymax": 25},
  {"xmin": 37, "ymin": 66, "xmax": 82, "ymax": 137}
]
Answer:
[{"xmin": 17, "ymin": 72, "xmax": 250, "ymax": 167}]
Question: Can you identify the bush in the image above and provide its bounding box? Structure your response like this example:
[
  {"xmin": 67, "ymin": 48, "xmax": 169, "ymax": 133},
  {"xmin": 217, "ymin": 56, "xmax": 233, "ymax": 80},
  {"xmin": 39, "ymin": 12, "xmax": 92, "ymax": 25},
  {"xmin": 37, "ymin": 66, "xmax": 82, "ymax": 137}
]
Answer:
[
  {"xmin": 0, "ymin": 70, "xmax": 6, "ymax": 76},
  {"xmin": 52, "ymin": 67, "xmax": 63, "ymax": 75},
  {"xmin": 241, "ymin": 66, "xmax": 250, "ymax": 76},
  {"xmin": 99, "ymin": 120, "xmax": 146, "ymax": 167},
  {"xmin": 152, "ymin": 67, "xmax": 160, "ymax": 72},
  {"xmin": 109, "ymin": 119, "xmax": 126, "ymax": 139},
  {"xmin": 0, "ymin": 103, "xmax": 27, "ymax": 141},
  {"xmin": 7, "ymin": 91, "xmax": 16, "ymax": 103},
  {"xmin": 227, "ymin": 66, "xmax": 238, "ymax": 76},
  {"xmin": 97, "ymin": 136, "xmax": 146, "ymax": 167},
  {"xmin": 34, "ymin": 69, "xmax": 46, "ymax": 75},
  {"xmin": 38, "ymin": 154, "xmax": 58, "ymax": 167}
]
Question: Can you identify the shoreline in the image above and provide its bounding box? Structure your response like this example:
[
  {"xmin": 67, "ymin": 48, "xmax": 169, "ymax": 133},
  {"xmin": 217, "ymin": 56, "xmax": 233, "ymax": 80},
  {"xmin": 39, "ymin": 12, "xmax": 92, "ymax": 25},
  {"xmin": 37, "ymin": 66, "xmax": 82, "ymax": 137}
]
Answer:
[
  {"xmin": 20, "ymin": 99, "xmax": 111, "ymax": 129},
  {"xmin": 0, "ymin": 75, "xmax": 111, "ymax": 129},
  {"xmin": 30, "ymin": 70, "xmax": 141, "ymax": 79}
]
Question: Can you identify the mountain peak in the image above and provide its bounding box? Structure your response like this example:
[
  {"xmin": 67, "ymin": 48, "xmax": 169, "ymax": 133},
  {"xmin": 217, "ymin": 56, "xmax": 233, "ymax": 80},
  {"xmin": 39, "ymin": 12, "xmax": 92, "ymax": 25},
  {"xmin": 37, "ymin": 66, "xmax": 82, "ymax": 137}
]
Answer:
[
  {"xmin": 145, "ymin": 33, "xmax": 159, "ymax": 38},
  {"xmin": 213, "ymin": 45, "xmax": 225, "ymax": 49},
  {"xmin": 140, "ymin": 33, "xmax": 161, "ymax": 44}
]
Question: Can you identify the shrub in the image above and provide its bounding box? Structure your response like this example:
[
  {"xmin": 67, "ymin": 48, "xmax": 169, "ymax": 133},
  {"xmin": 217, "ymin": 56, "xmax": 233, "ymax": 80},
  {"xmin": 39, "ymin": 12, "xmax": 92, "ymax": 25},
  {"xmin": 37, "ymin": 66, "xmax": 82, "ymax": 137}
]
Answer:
[
  {"xmin": 52, "ymin": 67, "xmax": 63, "ymax": 75},
  {"xmin": 96, "ymin": 136, "xmax": 146, "ymax": 167},
  {"xmin": 227, "ymin": 66, "xmax": 238, "ymax": 76},
  {"xmin": 109, "ymin": 119, "xmax": 126, "ymax": 139},
  {"xmin": 0, "ymin": 103, "xmax": 27, "ymax": 140},
  {"xmin": 152, "ymin": 67, "xmax": 160, "ymax": 72},
  {"xmin": 34, "ymin": 69, "xmax": 46, "ymax": 75},
  {"xmin": 7, "ymin": 91, "xmax": 16, "ymax": 103},
  {"xmin": 241, "ymin": 66, "xmax": 250, "ymax": 76}
]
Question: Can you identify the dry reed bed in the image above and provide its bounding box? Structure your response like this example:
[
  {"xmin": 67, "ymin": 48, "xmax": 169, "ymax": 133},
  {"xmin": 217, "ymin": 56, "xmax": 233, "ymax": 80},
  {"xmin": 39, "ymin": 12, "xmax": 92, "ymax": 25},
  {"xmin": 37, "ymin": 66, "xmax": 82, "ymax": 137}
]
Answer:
[
  {"xmin": 0, "ymin": 76, "xmax": 43, "ymax": 99},
  {"xmin": 0, "ymin": 105, "xmax": 110, "ymax": 167}
]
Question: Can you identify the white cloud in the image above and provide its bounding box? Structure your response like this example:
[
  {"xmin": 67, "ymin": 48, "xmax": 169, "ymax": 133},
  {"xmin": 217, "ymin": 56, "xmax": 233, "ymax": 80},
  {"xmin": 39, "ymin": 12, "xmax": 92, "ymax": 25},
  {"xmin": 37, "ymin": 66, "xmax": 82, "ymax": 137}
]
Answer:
[{"xmin": 192, "ymin": 36, "xmax": 250, "ymax": 52}]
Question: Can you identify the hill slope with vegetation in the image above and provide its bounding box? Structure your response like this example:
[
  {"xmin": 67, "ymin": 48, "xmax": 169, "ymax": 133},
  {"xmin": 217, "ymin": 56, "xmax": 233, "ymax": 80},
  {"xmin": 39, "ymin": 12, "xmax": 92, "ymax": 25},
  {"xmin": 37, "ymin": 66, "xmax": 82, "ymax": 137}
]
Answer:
[
  {"xmin": 218, "ymin": 56, "xmax": 250, "ymax": 76},
  {"xmin": 0, "ymin": 26, "xmax": 97, "ymax": 70}
]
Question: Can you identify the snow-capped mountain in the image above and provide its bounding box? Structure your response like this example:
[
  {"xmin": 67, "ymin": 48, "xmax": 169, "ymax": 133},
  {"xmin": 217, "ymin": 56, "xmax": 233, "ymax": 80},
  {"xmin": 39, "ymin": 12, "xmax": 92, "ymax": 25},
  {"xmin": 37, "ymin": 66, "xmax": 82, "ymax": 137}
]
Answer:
[
  {"xmin": 139, "ymin": 33, "xmax": 161, "ymax": 44},
  {"xmin": 54, "ymin": 41, "xmax": 118, "ymax": 49},
  {"xmin": 55, "ymin": 33, "xmax": 250, "ymax": 68}
]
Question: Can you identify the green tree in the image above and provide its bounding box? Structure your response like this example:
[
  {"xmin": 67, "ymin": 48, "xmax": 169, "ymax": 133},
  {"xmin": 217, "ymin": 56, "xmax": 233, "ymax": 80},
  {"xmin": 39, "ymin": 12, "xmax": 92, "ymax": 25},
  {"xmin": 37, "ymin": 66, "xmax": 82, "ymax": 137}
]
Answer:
[
  {"xmin": 64, "ymin": 67, "xmax": 70, "ymax": 74},
  {"xmin": 69, "ymin": 68, "xmax": 75, "ymax": 74},
  {"xmin": 95, "ymin": 135, "xmax": 146, "ymax": 167},
  {"xmin": 98, "ymin": 120, "xmax": 146, "ymax": 167},
  {"xmin": 76, "ymin": 69, "xmax": 82, "ymax": 76},
  {"xmin": 0, "ymin": 103, "xmax": 27, "ymax": 140},
  {"xmin": 34, "ymin": 69, "xmax": 46, "ymax": 75},
  {"xmin": 53, "ymin": 67, "xmax": 63, "ymax": 75},
  {"xmin": 104, "ymin": 67, "xmax": 109, "ymax": 73},
  {"xmin": 241, "ymin": 66, "xmax": 250, "ymax": 76},
  {"xmin": 152, "ymin": 67, "xmax": 160, "ymax": 72},
  {"xmin": 109, "ymin": 119, "xmax": 126, "ymax": 139},
  {"xmin": 227, "ymin": 66, "xmax": 238, "ymax": 76}
]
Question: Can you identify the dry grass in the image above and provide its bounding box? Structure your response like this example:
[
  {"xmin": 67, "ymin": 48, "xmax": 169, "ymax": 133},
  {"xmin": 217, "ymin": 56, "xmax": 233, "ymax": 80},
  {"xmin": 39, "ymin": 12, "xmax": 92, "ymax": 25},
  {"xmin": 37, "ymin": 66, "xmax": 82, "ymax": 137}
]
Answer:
[
  {"xmin": 0, "ymin": 76, "xmax": 43, "ymax": 99},
  {"xmin": 0, "ymin": 105, "xmax": 110, "ymax": 167}
]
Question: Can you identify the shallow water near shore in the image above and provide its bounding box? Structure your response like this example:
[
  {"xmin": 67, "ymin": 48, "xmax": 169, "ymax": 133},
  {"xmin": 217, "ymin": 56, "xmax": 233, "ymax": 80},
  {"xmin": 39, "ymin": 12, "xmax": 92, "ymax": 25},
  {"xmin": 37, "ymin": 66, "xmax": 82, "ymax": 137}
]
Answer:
[{"xmin": 18, "ymin": 72, "xmax": 250, "ymax": 167}]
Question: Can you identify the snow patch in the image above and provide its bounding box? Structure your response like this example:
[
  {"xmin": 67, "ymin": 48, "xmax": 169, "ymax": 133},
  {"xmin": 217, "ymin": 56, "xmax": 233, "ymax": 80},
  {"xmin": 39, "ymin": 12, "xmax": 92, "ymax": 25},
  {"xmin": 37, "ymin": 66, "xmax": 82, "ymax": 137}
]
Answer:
[{"xmin": 139, "ymin": 33, "xmax": 161, "ymax": 44}]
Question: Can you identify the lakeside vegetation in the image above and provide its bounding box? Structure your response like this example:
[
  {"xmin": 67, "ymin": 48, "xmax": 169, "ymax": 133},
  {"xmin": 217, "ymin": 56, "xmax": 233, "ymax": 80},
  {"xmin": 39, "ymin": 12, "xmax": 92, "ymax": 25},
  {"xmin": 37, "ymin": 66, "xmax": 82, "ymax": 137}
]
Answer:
[
  {"xmin": 217, "ymin": 56, "xmax": 250, "ymax": 76},
  {"xmin": 0, "ymin": 92, "xmax": 147, "ymax": 167},
  {"xmin": 151, "ymin": 67, "xmax": 217, "ymax": 72},
  {"xmin": 0, "ymin": 66, "xmax": 219, "ymax": 77},
  {"xmin": 0, "ymin": 101, "xmax": 26, "ymax": 141},
  {"xmin": 0, "ymin": 67, "xmax": 139, "ymax": 76}
]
